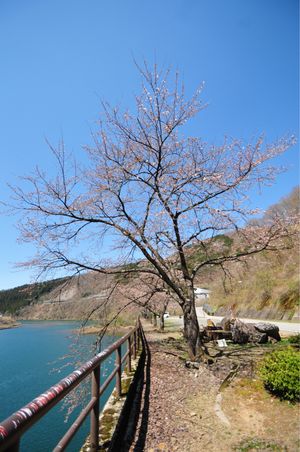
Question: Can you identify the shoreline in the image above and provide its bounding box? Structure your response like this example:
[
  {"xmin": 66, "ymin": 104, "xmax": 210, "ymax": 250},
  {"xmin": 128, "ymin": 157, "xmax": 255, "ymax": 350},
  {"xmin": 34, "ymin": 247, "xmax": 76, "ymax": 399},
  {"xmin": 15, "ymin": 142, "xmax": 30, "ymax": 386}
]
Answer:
[
  {"xmin": 4, "ymin": 317, "xmax": 135, "ymax": 336},
  {"xmin": 79, "ymin": 324, "xmax": 134, "ymax": 336},
  {"xmin": 0, "ymin": 321, "xmax": 20, "ymax": 330}
]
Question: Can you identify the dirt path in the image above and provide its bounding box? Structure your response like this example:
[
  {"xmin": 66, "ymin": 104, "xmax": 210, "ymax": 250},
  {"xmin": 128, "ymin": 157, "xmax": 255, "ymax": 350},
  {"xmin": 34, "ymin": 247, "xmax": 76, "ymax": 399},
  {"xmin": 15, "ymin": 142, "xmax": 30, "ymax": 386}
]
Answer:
[{"xmin": 129, "ymin": 322, "xmax": 299, "ymax": 452}]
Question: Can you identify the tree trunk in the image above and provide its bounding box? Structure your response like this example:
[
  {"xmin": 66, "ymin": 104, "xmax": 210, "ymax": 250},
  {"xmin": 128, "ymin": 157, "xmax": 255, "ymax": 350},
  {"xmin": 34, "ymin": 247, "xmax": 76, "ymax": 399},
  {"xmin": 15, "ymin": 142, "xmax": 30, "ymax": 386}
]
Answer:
[
  {"xmin": 152, "ymin": 313, "xmax": 157, "ymax": 327},
  {"xmin": 142, "ymin": 309, "xmax": 150, "ymax": 319},
  {"xmin": 159, "ymin": 314, "xmax": 164, "ymax": 331},
  {"xmin": 183, "ymin": 301, "xmax": 201, "ymax": 360}
]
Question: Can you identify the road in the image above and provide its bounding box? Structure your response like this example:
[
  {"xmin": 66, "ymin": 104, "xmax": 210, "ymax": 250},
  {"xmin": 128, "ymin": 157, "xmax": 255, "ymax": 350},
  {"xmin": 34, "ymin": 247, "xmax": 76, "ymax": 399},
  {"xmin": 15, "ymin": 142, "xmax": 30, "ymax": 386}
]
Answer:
[{"xmin": 167, "ymin": 307, "xmax": 300, "ymax": 335}]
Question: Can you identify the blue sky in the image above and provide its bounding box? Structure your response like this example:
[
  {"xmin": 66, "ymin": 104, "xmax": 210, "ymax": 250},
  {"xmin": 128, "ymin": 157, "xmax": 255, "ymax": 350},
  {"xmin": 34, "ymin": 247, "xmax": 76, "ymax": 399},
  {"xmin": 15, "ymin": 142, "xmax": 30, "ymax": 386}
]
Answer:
[{"xmin": 0, "ymin": 0, "xmax": 299, "ymax": 289}]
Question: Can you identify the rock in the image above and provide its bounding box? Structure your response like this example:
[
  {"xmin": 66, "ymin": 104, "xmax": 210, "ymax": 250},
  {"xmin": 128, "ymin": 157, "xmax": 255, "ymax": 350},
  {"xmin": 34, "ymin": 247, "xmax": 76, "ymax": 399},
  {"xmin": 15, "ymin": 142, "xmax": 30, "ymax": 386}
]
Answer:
[
  {"xmin": 185, "ymin": 360, "xmax": 200, "ymax": 369},
  {"xmin": 231, "ymin": 319, "xmax": 268, "ymax": 344},
  {"xmin": 219, "ymin": 318, "xmax": 280, "ymax": 343},
  {"xmin": 220, "ymin": 316, "xmax": 234, "ymax": 331},
  {"xmin": 247, "ymin": 326, "xmax": 268, "ymax": 344},
  {"xmin": 231, "ymin": 319, "xmax": 249, "ymax": 344},
  {"xmin": 253, "ymin": 322, "xmax": 281, "ymax": 341}
]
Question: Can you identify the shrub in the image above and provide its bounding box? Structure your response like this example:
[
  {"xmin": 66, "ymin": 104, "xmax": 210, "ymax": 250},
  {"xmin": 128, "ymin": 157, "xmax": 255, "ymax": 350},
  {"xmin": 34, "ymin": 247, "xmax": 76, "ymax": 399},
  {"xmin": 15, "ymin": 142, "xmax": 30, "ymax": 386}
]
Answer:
[
  {"xmin": 288, "ymin": 334, "xmax": 300, "ymax": 346},
  {"xmin": 260, "ymin": 347, "xmax": 300, "ymax": 402}
]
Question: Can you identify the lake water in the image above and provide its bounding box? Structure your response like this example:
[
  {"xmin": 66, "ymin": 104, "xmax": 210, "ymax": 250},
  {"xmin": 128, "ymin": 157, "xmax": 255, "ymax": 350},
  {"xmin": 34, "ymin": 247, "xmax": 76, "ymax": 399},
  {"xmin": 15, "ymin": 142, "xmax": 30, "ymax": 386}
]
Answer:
[{"xmin": 0, "ymin": 321, "xmax": 120, "ymax": 451}]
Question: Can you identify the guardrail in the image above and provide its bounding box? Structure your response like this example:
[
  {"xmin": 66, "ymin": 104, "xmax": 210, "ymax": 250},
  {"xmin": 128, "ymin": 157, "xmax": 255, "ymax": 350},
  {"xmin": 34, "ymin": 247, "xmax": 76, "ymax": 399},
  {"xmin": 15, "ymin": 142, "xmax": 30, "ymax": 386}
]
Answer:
[{"xmin": 0, "ymin": 320, "xmax": 144, "ymax": 451}]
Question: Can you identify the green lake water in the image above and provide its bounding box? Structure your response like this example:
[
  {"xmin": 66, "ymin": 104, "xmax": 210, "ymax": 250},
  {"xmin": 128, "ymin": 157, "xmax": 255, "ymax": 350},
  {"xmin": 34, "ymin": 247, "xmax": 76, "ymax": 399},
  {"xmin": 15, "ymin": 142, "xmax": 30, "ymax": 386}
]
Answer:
[{"xmin": 0, "ymin": 321, "xmax": 120, "ymax": 451}]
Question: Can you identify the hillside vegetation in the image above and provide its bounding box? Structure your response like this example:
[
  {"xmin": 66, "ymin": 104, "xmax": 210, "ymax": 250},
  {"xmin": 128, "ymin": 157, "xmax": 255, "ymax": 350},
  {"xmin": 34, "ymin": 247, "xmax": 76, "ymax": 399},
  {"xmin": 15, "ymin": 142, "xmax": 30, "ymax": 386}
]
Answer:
[
  {"xmin": 203, "ymin": 187, "xmax": 299, "ymax": 320},
  {"xmin": 208, "ymin": 245, "xmax": 299, "ymax": 320},
  {"xmin": 0, "ymin": 278, "xmax": 69, "ymax": 315}
]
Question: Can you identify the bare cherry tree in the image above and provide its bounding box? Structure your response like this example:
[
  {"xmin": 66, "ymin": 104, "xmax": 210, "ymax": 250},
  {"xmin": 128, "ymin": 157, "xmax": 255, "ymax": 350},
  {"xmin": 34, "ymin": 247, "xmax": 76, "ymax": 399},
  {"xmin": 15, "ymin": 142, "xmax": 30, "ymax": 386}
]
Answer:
[{"xmin": 11, "ymin": 63, "xmax": 294, "ymax": 359}]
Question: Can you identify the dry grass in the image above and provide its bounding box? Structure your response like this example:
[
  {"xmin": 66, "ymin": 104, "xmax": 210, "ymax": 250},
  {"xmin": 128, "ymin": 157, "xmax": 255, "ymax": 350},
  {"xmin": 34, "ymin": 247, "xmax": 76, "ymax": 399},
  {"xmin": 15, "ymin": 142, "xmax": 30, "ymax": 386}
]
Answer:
[{"xmin": 206, "ymin": 245, "xmax": 299, "ymax": 319}]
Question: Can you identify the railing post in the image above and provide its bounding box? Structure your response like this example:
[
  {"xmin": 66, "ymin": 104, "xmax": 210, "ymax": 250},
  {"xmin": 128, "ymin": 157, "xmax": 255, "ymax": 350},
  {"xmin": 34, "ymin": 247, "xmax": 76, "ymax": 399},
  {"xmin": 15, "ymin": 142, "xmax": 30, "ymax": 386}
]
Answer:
[
  {"xmin": 116, "ymin": 346, "xmax": 122, "ymax": 397},
  {"xmin": 133, "ymin": 331, "xmax": 137, "ymax": 360},
  {"xmin": 127, "ymin": 336, "xmax": 132, "ymax": 373},
  {"xmin": 90, "ymin": 364, "xmax": 100, "ymax": 450},
  {"xmin": 137, "ymin": 327, "xmax": 141, "ymax": 351}
]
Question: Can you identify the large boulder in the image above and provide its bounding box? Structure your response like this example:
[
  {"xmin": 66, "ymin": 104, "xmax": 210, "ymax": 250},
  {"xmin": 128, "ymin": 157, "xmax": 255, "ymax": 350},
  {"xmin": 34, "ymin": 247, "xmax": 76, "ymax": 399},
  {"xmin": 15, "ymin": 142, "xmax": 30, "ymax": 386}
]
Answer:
[
  {"xmin": 231, "ymin": 319, "xmax": 268, "ymax": 344},
  {"xmin": 247, "ymin": 326, "xmax": 268, "ymax": 344},
  {"xmin": 220, "ymin": 316, "xmax": 234, "ymax": 331},
  {"xmin": 253, "ymin": 322, "xmax": 281, "ymax": 341}
]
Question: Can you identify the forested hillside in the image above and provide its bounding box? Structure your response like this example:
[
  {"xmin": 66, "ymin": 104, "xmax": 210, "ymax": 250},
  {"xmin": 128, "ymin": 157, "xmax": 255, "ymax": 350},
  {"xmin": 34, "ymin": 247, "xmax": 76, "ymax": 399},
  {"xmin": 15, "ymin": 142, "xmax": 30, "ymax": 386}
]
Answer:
[{"xmin": 0, "ymin": 278, "xmax": 69, "ymax": 315}]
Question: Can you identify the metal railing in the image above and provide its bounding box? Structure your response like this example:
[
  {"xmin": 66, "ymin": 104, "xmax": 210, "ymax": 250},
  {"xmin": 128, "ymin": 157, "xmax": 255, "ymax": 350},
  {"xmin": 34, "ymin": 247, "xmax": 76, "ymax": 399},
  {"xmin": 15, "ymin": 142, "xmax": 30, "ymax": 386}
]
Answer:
[{"xmin": 0, "ymin": 320, "xmax": 144, "ymax": 451}]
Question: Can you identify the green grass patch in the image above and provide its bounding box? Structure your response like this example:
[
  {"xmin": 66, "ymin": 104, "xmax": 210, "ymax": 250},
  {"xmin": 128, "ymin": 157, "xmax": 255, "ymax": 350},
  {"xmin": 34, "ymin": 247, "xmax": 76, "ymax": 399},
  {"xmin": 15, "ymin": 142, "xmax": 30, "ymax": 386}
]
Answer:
[{"xmin": 234, "ymin": 437, "xmax": 286, "ymax": 451}]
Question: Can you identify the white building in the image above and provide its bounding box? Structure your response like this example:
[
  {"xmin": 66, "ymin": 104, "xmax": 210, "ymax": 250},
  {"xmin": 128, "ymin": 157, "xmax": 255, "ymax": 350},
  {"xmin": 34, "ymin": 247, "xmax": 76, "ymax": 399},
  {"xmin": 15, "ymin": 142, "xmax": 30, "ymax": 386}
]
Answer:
[{"xmin": 194, "ymin": 287, "xmax": 211, "ymax": 300}]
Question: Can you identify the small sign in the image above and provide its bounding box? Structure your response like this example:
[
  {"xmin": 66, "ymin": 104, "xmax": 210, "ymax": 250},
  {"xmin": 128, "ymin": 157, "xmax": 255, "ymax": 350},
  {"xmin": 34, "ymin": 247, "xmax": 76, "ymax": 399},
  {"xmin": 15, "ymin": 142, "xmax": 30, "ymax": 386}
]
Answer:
[{"xmin": 217, "ymin": 339, "xmax": 227, "ymax": 347}]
